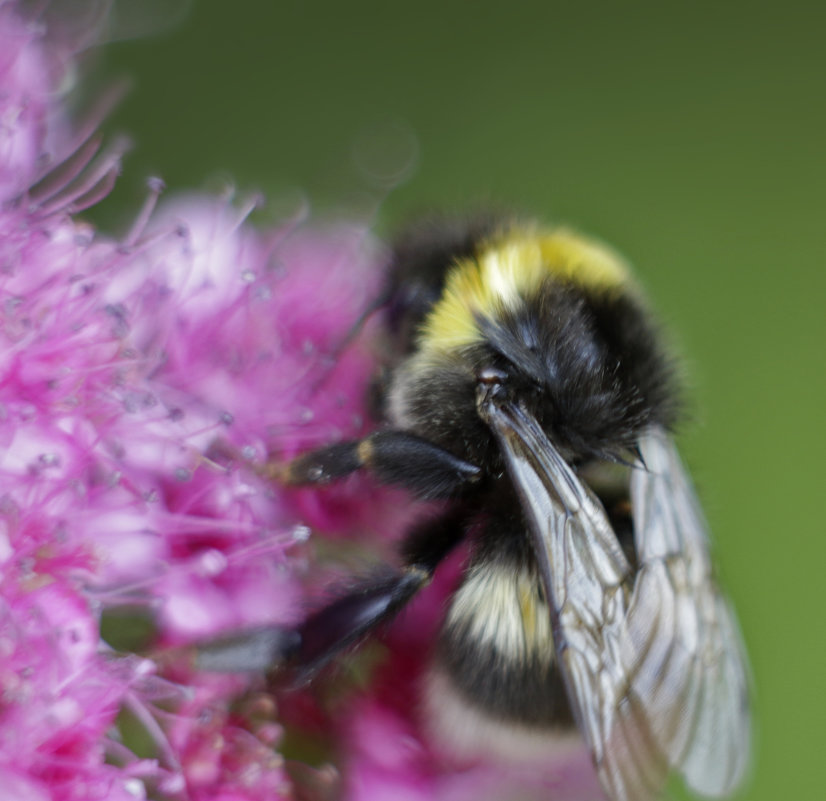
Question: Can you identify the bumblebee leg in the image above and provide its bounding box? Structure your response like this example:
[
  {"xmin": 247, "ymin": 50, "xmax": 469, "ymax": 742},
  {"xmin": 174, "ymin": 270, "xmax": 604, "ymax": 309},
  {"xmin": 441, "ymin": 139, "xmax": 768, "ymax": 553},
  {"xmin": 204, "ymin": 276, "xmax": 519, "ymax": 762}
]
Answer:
[
  {"xmin": 194, "ymin": 571, "xmax": 427, "ymax": 679},
  {"xmin": 293, "ymin": 566, "xmax": 429, "ymax": 676},
  {"xmin": 292, "ymin": 507, "xmax": 468, "ymax": 676},
  {"xmin": 284, "ymin": 430, "xmax": 481, "ymax": 499}
]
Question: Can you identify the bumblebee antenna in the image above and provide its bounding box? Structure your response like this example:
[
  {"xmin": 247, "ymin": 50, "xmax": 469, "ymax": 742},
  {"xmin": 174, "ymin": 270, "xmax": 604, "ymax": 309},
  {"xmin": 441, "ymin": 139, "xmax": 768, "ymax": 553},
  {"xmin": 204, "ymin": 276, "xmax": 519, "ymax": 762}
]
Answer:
[
  {"xmin": 306, "ymin": 287, "xmax": 391, "ymax": 397},
  {"xmin": 331, "ymin": 287, "xmax": 391, "ymax": 360}
]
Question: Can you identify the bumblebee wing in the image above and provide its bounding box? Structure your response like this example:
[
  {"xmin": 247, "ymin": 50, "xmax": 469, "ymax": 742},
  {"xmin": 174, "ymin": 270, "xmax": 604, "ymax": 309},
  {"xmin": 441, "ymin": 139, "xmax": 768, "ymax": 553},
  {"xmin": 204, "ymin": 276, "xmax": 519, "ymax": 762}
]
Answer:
[
  {"xmin": 628, "ymin": 428, "xmax": 750, "ymax": 796},
  {"xmin": 480, "ymin": 395, "xmax": 666, "ymax": 801},
  {"xmin": 480, "ymin": 394, "xmax": 749, "ymax": 801}
]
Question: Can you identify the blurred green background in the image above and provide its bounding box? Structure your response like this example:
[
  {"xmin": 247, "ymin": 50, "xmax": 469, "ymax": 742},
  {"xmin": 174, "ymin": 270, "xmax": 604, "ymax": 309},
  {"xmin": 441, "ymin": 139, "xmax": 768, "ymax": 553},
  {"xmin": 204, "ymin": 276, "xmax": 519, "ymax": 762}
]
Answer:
[{"xmin": 91, "ymin": 1, "xmax": 824, "ymax": 798}]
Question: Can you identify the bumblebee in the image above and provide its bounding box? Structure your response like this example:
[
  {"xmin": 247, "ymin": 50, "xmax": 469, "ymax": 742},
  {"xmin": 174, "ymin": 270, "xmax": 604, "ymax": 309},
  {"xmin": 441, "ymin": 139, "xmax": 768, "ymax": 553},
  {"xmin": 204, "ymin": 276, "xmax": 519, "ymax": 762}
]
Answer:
[{"xmin": 203, "ymin": 217, "xmax": 751, "ymax": 801}]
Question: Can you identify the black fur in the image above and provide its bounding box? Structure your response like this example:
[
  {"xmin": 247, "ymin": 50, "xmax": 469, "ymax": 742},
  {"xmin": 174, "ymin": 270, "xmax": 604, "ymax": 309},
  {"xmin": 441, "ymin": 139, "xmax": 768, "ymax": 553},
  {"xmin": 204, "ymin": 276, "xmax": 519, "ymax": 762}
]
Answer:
[
  {"xmin": 438, "ymin": 628, "xmax": 572, "ymax": 726},
  {"xmin": 390, "ymin": 283, "xmax": 676, "ymax": 466},
  {"xmin": 479, "ymin": 279, "xmax": 678, "ymax": 461},
  {"xmin": 400, "ymin": 506, "xmax": 473, "ymax": 572},
  {"xmin": 390, "ymin": 354, "xmax": 500, "ymax": 471}
]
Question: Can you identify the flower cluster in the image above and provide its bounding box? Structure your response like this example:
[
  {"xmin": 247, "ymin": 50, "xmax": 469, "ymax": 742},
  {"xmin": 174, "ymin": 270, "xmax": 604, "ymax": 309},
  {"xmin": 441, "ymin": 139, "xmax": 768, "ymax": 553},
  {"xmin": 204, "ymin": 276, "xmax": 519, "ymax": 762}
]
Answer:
[
  {"xmin": 0, "ymin": 4, "xmax": 388, "ymax": 797},
  {"xmin": 0, "ymin": 3, "xmax": 604, "ymax": 800}
]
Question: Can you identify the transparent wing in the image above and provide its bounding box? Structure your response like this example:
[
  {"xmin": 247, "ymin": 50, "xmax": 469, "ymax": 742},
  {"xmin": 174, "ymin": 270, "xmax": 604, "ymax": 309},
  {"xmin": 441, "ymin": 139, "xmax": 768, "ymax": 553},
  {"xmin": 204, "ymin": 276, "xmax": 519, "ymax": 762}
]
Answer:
[
  {"xmin": 479, "ymin": 390, "xmax": 750, "ymax": 801},
  {"xmin": 628, "ymin": 428, "xmax": 751, "ymax": 796}
]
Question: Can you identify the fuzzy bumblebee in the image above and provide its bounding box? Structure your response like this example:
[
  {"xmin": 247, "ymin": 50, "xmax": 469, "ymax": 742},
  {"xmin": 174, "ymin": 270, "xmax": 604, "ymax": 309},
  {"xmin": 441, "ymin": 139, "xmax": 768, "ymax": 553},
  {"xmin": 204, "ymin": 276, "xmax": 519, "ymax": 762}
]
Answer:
[{"xmin": 203, "ymin": 217, "xmax": 751, "ymax": 801}]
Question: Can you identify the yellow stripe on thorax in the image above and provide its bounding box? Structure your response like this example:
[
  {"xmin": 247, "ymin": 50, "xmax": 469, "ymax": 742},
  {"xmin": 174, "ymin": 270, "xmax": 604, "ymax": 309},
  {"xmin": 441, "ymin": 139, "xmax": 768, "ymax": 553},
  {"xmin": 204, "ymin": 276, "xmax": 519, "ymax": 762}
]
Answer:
[{"xmin": 420, "ymin": 227, "xmax": 630, "ymax": 353}]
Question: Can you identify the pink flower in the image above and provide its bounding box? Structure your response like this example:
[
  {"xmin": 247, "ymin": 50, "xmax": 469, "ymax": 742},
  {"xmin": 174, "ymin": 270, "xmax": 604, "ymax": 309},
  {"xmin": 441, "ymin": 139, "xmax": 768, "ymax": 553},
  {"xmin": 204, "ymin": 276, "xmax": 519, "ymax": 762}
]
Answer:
[
  {"xmin": 0, "ymin": 4, "xmax": 388, "ymax": 797},
  {"xmin": 0, "ymin": 2, "xmax": 57, "ymax": 200}
]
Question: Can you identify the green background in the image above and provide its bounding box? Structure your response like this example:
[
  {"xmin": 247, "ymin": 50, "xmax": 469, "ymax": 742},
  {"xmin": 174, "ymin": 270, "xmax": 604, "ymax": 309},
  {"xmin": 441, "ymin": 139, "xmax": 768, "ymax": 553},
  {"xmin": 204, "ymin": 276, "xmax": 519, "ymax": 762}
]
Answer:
[{"xmin": 92, "ymin": 2, "xmax": 825, "ymax": 798}]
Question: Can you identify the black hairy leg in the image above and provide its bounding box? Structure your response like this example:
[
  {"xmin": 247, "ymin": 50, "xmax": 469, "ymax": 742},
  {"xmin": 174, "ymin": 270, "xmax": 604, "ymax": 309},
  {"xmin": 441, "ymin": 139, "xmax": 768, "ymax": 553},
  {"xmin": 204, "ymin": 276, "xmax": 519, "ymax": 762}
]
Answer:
[
  {"xmin": 290, "ymin": 505, "xmax": 469, "ymax": 678},
  {"xmin": 196, "ymin": 507, "xmax": 470, "ymax": 679},
  {"xmin": 283, "ymin": 430, "xmax": 482, "ymax": 499},
  {"xmin": 291, "ymin": 566, "xmax": 430, "ymax": 677}
]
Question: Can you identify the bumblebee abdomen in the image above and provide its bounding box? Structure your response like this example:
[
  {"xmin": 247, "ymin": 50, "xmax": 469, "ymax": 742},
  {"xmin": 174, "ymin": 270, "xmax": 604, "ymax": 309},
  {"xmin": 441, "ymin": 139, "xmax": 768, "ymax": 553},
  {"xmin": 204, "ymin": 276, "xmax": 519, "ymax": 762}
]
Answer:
[
  {"xmin": 428, "ymin": 508, "xmax": 573, "ymax": 730},
  {"xmin": 438, "ymin": 562, "xmax": 572, "ymax": 727}
]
